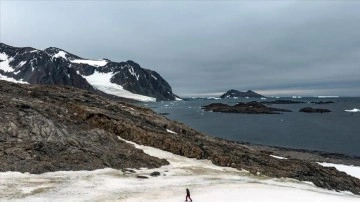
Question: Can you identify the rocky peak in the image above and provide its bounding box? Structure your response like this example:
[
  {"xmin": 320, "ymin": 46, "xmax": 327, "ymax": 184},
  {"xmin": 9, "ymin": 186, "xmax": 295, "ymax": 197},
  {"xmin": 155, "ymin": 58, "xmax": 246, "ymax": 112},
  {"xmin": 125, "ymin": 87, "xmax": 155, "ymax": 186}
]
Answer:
[{"xmin": 220, "ymin": 89, "xmax": 264, "ymax": 99}]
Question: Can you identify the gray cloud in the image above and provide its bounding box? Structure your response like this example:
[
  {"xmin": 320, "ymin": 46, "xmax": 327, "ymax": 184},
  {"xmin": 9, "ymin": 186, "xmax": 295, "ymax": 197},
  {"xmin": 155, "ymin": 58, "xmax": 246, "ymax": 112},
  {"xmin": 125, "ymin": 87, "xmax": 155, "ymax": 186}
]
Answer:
[{"xmin": 1, "ymin": 1, "xmax": 359, "ymax": 96}]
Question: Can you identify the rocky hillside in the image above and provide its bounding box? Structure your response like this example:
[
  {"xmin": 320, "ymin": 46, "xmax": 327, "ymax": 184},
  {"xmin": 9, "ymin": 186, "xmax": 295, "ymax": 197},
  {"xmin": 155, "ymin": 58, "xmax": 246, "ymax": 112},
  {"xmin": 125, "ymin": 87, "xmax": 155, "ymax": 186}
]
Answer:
[
  {"xmin": 0, "ymin": 43, "xmax": 178, "ymax": 101},
  {"xmin": 220, "ymin": 89, "xmax": 264, "ymax": 99},
  {"xmin": 0, "ymin": 80, "xmax": 360, "ymax": 195}
]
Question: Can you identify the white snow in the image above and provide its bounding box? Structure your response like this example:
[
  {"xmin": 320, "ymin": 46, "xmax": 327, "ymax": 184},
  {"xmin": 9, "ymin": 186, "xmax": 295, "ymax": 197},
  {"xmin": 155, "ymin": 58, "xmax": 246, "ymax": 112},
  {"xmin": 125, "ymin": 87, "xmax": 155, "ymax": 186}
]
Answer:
[
  {"xmin": 166, "ymin": 129, "xmax": 177, "ymax": 134},
  {"xmin": 17, "ymin": 61, "xmax": 26, "ymax": 67},
  {"xmin": 175, "ymin": 97, "xmax": 183, "ymax": 101},
  {"xmin": 71, "ymin": 59, "xmax": 108, "ymax": 67},
  {"xmin": 318, "ymin": 162, "xmax": 360, "ymax": 179},
  {"xmin": 128, "ymin": 66, "xmax": 140, "ymax": 80},
  {"xmin": 0, "ymin": 52, "xmax": 14, "ymax": 72},
  {"xmin": 83, "ymin": 71, "xmax": 156, "ymax": 102},
  {"xmin": 0, "ymin": 74, "xmax": 28, "ymax": 84},
  {"xmin": 52, "ymin": 51, "xmax": 67, "ymax": 59},
  {"xmin": 151, "ymin": 75, "xmax": 158, "ymax": 80},
  {"xmin": 1, "ymin": 138, "xmax": 360, "ymax": 202},
  {"xmin": 345, "ymin": 108, "xmax": 360, "ymax": 113},
  {"xmin": 270, "ymin": 155, "xmax": 288, "ymax": 160}
]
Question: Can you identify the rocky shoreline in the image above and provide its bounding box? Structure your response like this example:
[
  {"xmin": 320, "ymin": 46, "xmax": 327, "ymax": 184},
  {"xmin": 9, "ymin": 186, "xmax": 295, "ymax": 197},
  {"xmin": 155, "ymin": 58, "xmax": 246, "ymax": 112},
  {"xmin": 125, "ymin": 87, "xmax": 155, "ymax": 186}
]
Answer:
[{"xmin": 0, "ymin": 80, "xmax": 359, "ymax": 195}]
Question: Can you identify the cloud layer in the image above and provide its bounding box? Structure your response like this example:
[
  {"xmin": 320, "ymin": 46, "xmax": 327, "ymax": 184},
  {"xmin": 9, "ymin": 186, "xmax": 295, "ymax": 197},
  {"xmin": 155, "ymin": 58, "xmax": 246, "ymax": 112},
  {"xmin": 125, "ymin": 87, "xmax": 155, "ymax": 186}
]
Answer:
[{"xmin": 1, "ymin": 1, "xmax": 359, "ymax": 96}]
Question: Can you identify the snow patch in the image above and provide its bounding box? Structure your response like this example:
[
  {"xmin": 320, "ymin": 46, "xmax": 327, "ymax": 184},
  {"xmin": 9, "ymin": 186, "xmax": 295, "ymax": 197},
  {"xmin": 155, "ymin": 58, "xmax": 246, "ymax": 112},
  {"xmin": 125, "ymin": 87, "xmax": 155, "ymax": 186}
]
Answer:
[
  {"xmin": 128, "ymin": 66, "xmax": 140, "ymax": 80},
  {"xmin": 0, "ymin": 52, "xmax": 14, "ymax": 72},
  {"xmin": 151, "ymin": 75, "xmax": 158, "ymax": 80},
  {"xmin": 71, "ymin": 59, "xmax": 108, "ymax": 67},
  {"xmin": 0, "ymin": 74, "xmax": 28, "ymax": 84},
  {"xmin": 17, "ymin": 61, "xmax": 27, "ymax": 67},
  {"xmin": 52, "ymin": 51, "xmax": 67, "ymax": 59},
  {"xmin": 318, "ymin": 162, "xmax": 360, "ymax": 179},
  {"xmin": 270, "ymin": 155, "xmax": 288, "ymax": 160},
  {"xmin": 166, "ymin": 129, "xmax": 177, "ymax": 134},
  {"xmin": 83, "ymin": 71, "xmax": 156, "ymax": 102}
]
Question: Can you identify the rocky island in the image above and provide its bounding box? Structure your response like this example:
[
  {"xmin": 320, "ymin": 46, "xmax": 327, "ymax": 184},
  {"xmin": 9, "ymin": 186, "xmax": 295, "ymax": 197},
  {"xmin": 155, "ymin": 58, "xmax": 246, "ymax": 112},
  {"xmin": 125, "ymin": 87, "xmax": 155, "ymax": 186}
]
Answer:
[
  {"xmin": 220, "ymin": 89, "xmax": 264, "ymax": 99},
  {"xmin": 0, "ymin": 80, "xmax": 359, "ymax": 195},
  {"xmin": 202, "ymin": 102, "xmax": 291, "ymax": 114},
  {"xmin": 299, "ymin": 107, "xmax": 332, "ymax": 113}
]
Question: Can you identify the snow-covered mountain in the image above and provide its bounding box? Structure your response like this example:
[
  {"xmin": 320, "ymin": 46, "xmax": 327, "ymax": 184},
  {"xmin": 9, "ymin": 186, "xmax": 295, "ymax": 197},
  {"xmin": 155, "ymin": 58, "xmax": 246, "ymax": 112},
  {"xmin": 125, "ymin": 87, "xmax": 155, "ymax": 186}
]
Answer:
[{"xmin": 0, "ymin": 43, "xmax": 179, "ymax": 101}]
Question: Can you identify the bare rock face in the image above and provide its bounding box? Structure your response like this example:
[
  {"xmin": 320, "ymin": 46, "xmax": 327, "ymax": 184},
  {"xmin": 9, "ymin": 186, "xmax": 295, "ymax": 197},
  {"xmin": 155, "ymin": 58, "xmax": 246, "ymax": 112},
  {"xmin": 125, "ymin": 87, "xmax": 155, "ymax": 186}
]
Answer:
[{"xmin": 0, "ymin": 80, "xmax": 359, "ymax": 195}]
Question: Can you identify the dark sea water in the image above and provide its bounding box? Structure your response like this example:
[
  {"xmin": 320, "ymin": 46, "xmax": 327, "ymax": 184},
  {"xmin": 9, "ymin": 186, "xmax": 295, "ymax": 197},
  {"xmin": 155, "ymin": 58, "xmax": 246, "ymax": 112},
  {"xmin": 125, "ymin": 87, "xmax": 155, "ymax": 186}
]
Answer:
[{"xmin": 139, "ymin": 97, "xmax": 360, "ymax": 156}]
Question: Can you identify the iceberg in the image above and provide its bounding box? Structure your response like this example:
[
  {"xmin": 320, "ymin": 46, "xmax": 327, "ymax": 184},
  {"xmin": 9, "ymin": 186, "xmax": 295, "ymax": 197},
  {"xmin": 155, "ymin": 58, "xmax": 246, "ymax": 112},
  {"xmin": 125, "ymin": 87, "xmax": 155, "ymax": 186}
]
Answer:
[{"xmin": 345, "ymin": 108, "xmax": 360, "ymax": 113}]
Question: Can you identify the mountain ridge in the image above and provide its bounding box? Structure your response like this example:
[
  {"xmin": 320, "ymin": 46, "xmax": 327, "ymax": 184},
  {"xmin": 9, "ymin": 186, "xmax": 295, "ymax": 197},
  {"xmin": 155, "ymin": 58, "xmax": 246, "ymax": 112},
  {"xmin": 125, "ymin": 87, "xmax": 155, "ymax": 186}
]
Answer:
[
  {"xmin": 220, "ymin": 89, "xmax": 264, "ymax": 99},
  {"xmin": 0, "ymin": 42, "xmax": 178, "ymax": 101}
]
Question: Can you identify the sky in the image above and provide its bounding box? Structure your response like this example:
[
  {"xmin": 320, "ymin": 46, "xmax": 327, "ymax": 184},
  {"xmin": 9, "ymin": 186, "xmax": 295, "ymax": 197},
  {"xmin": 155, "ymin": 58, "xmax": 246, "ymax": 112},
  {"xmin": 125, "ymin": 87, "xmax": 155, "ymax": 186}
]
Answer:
[{"xmin": 1, "ymin": 0, "xmax": 360, "ymax": 97}]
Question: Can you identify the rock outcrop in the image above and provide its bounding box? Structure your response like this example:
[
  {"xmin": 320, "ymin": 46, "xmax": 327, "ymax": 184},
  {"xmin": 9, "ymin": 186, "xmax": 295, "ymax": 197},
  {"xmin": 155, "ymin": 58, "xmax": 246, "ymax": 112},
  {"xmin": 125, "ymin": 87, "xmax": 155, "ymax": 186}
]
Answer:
[
  {"xmin": 311, "ymin": 101, "xmax": 335, "ymax": 104},
  {"xmin": 202, "ymin": 102, "xmax": 292, "ymax": 114},
  {"xmin": 0, "ymin": 80, "xmax": 359, "ymax": 195},
  {"xmin": 299, "ymin": 107, "xmax": 331, "ymax": 113}
]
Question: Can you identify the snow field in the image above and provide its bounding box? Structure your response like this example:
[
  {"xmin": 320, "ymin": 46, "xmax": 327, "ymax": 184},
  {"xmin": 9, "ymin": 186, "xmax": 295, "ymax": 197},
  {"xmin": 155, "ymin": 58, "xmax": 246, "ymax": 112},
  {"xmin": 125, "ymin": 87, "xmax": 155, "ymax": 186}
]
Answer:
[
  {"xmin": 0, "ymin": 137, "xmax": 360, "ymax": 202},
  {"xmin": 82, "ymin": 71, "xmax": 156, "ymax": 102}
]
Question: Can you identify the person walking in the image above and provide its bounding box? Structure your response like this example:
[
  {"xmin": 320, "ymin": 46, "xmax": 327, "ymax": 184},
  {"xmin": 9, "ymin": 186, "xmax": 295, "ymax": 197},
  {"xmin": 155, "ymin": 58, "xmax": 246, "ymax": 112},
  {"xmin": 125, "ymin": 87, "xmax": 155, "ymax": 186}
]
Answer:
[{"xmin": 185, "ymin": 188, "xmax": 192, "ymax": 201}]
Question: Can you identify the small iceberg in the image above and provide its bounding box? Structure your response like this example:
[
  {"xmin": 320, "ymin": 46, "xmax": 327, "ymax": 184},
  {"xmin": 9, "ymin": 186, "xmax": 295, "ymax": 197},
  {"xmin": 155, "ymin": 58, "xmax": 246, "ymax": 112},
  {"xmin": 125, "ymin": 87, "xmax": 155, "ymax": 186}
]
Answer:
[{"xmin": 345, "ymin": 108, "xmax": 360, "ymax": 113}]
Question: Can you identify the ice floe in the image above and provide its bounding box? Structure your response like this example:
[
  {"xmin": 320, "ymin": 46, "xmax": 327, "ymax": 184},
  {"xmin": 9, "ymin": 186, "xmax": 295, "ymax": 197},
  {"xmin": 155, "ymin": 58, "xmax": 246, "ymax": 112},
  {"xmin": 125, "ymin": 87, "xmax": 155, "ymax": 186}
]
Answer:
[{"xmin": 345, "ymin": 108, "xmax": 360, "ymax": 113}]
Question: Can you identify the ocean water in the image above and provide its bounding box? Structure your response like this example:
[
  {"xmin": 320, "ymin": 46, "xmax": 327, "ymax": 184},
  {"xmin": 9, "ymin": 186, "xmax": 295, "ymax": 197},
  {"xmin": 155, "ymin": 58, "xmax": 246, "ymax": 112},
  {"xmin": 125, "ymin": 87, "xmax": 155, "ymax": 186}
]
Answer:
[{"xmin": 140, "ymin": 97, "xmax": 360, "ymax": 156}]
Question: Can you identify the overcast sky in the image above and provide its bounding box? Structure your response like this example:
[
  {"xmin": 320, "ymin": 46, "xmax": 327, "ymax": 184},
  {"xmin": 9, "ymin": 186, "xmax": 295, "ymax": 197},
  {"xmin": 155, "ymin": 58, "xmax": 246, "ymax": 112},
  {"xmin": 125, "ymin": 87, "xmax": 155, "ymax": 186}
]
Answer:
[{"xmin": 1, "ymin": 1, "xmax": 360, "ymax": 97}]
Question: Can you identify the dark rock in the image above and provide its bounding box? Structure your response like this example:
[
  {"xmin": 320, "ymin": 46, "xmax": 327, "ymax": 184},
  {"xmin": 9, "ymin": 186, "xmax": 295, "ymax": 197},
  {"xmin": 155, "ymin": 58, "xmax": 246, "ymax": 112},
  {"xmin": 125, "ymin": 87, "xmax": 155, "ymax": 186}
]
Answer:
[
  {"xmin": 150, "ymin": 171, "xmax": 161, "ymax": 177},
  {"xmin": 202, "ymin": 101, "xmax": 292, "ymax": 114},
  {"xmin": 136, "ymin": 175, "xmax": 149, "ymax": 179},
  {"xmin": 311, "ymin": 101, "xmax": 335, "ymax": 104},
  {"xmin": 220, "ymin": 89, "xmax": 264, "ymax": 99},
  {"xmin": 299, "ymin": 107, "xmax": 331, "ymax": 113}
]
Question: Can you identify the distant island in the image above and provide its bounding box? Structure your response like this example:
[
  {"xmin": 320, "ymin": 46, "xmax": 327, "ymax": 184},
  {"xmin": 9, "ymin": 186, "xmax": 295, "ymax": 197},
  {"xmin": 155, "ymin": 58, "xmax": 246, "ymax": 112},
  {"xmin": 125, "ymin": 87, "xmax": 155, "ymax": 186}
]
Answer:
[{"xmin": 220, "ymin": 89, "xmax": 264, "ymax": 99}]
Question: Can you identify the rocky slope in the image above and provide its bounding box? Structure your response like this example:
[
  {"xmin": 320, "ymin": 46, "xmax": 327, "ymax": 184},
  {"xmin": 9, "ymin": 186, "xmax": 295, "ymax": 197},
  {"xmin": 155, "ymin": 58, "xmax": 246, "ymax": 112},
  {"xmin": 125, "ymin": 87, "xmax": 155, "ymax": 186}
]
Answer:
[
  {"xmin": 0, "ymin": 80, "xmax": 360, "ymax": 194},
  {"xmin": 0, "ymin": 43, "xmax": 178, "ymax": 101},
  {"xmin": 220, "ymin": 89, "xmax": 264, "ymax": 99}
]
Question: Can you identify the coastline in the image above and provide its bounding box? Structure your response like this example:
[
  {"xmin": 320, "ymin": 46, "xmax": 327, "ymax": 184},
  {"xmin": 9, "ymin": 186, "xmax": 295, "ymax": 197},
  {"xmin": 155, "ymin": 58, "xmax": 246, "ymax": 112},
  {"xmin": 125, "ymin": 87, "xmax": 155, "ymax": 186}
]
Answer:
[
  {"xmin": 230, "ymin": 139, "xmax": 360, "ymax": 167},
  {"xmin": 1, "ymin": 138, "xmax": 359, "ymax": 201},
  {"xmin": 1, "ymin": 80, "xmax": 360, "ymax": 197}
]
